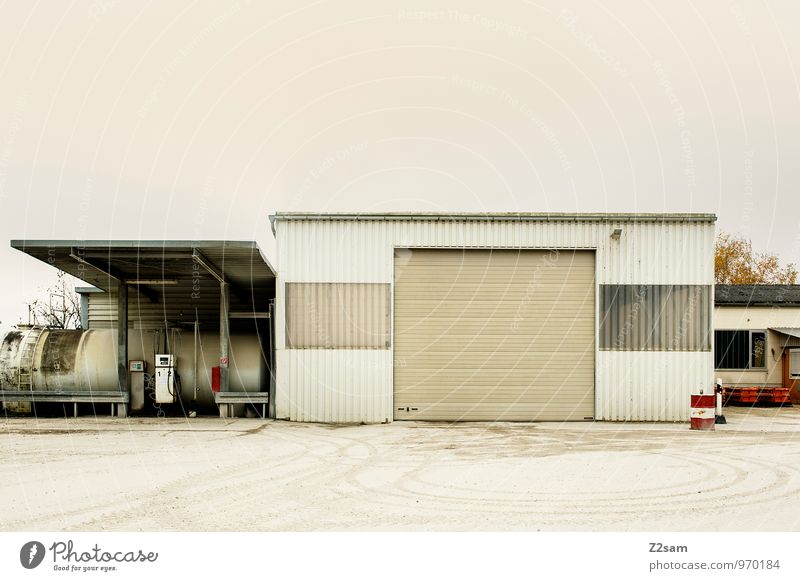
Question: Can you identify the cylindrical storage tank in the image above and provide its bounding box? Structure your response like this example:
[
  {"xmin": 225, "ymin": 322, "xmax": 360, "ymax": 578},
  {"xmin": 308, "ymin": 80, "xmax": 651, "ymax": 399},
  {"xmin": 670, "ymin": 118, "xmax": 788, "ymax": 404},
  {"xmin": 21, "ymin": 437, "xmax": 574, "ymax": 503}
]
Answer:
[
  {"xmin": 0, "ymin": 327, "xmax": 42, "ymax": 413},
  {"xmin": 0, "ymin": 328, "xmax": 32, "ymax": 386},
  {"xmin": 1, "ymin": 328, "xmax": 120, "ymax": 393},
  {"xmin": 38, "ymin": 329, "xmax": 118, "ymax": 393},
  {"xmin": 165, "ymin": 331, "xmax": 268, "ymax": 409},
  {"xmin": 0, "ymin": 327, "xmax": 267, "ymax": 413}
]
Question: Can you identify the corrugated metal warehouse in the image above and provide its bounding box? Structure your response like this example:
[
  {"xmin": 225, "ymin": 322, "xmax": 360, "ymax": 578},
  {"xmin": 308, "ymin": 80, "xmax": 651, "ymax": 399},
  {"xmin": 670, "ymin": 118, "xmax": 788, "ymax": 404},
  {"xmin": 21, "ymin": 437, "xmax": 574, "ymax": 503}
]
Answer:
[
  {"xmin": 271, "ymin": 212, "xmax": 716, "ymax": 424},
  {"xmin": 3, "ymin": 213, "xmax": 716, "ymax": 423}
]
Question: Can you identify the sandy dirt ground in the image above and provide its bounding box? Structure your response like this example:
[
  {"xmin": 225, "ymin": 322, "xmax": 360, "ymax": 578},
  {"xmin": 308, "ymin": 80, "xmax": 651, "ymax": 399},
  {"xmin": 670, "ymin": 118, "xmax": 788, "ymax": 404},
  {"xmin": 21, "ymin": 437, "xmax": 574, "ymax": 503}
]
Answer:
[{"xmin": 1, "ymin": 407, "xmax": 799, "ymax": 531}]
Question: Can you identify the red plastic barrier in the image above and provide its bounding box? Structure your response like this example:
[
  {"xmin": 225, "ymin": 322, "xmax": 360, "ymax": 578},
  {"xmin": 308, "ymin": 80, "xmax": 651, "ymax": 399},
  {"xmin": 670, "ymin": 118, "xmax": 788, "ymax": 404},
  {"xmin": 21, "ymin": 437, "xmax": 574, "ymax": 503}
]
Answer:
[{"xmin": 211, "ymin": 366, "xmax": 221, "ymax": 393}]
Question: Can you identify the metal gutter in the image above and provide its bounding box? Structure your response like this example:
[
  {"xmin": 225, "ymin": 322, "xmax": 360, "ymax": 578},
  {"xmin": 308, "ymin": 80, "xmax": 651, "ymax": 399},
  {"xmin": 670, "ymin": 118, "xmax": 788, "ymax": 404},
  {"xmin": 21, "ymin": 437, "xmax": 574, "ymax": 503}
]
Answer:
[{"xmin": 269, "ymin": 212, "xmax": 717, "ymax": 224}]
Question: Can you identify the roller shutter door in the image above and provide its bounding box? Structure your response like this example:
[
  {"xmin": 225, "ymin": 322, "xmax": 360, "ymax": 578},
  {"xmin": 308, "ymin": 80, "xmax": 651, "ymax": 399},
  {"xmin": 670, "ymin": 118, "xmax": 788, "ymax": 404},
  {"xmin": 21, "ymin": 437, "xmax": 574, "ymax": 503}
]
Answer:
[{"xmin": 393, "ymin": 249, "xmax": 595, "ymax": 421}]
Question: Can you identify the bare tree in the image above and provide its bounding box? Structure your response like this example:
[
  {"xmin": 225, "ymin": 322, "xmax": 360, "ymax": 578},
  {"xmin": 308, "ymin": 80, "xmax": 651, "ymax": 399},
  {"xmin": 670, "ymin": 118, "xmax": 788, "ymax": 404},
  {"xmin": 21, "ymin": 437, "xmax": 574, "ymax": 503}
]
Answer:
[
  {"xmin": 715, "ymin": 232, "xmax": 798, "ymax": 285},
  {"xmin": 27, "ymin": 271, "xmax": 82, "ymax": 329}
]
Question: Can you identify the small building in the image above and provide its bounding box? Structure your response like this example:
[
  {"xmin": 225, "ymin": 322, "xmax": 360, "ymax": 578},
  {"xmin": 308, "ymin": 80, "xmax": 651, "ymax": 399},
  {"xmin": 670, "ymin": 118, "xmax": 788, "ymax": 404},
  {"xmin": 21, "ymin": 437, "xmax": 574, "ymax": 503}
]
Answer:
[
  {"xmin": 714, "ymin": 285, "xmax": 800, "ymax": 403},
  {"xmin": 5, "ymin": 214, "xmax": 719, "ymax": 423},
  {"xmin": 271, "ymin": 212, "xmax": 716, "ymax": 423}
]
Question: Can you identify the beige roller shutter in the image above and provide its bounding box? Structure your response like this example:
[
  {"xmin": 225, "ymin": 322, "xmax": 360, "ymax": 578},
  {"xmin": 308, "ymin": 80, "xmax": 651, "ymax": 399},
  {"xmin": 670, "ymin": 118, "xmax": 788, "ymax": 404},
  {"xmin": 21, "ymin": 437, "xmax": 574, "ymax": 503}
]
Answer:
[{"xmin": 393, "ymin": 249, "xmax": 595, "ymax": 421}]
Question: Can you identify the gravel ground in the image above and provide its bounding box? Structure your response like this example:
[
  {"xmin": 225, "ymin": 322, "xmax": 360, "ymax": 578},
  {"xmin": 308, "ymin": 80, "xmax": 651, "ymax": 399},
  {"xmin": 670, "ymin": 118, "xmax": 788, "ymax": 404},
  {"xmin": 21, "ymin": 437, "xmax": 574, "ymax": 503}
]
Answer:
[{"xmin": 1, "ymin": 407, "xmax": 799, "ymax": 531}]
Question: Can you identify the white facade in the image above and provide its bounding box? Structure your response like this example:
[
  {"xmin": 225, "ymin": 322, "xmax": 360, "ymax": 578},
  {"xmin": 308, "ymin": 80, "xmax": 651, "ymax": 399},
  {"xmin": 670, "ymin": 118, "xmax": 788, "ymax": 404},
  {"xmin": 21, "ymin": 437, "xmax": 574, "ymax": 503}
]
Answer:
[
  {"xmin": 272, "ymin": 213, "xmax": 716, "ymax": 423},
  {"xmin": 714, "ymin": 305, "xmax": 800, "ymax": 388}
]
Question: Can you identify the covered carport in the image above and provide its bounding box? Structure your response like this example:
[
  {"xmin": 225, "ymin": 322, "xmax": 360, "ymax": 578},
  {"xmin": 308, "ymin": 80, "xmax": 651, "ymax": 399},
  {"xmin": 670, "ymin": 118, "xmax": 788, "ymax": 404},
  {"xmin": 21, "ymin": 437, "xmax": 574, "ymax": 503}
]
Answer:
[{"xmin": 8, "ymin": 240, "xmax": 276, "ymax": 417}]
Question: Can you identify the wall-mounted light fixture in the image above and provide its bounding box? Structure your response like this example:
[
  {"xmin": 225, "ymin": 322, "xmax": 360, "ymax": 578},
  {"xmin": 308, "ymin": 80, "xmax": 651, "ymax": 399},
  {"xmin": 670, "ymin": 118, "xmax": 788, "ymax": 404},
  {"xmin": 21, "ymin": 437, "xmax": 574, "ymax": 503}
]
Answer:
[{"xmin": 610, "ymin": 228, "xmax": 623, "ymax": 240}]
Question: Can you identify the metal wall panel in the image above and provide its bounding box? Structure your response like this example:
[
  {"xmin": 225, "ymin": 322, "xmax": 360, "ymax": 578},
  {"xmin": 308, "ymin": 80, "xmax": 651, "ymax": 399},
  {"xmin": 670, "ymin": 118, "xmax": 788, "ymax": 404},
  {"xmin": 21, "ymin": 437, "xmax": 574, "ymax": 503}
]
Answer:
[
  {"xmin": 274, "ymin": 216, "xmax": 715, "ymax": 423},
  {"xmin": 600, "ymin": 285, "xmax": 712, "ymax": 351},
  {"xmin": 778, "ymin": 334, "xmax": 800, "ymax": 348},
  {"xmin": 277, "ymin": 218, "xmax": 714, "ymax": 284},
  {"xmin": 276, "ymin": 349, "xmax": 392, "ymax": 423},
  {"xmin": 596, "ymin": 351, "xmax": 713, "ymax": 421},
  {"xmin": 85, "ymin": 284, "xmax": 226, "ymax": 330},
  {"xmin": 285, "ymin": 283, "xmax": 390, "ymax": 349}
]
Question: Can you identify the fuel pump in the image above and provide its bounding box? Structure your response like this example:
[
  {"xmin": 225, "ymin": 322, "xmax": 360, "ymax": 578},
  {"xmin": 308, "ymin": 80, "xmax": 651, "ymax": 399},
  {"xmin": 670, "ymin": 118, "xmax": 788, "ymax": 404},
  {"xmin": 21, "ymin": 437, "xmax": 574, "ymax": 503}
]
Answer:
[{"xmin": 155, "ymin": 354, "xmax": 176, "ymax": 404}]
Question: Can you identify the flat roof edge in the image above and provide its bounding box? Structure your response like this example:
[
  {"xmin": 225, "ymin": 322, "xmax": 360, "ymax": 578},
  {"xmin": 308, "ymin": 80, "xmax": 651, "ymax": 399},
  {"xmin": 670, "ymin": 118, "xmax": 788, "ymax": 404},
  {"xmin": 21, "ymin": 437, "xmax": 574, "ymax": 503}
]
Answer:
[
  {"xmin": 74, "ymin": 286, "xmax": 104, "ymax": 294},
  {"xmin": 10, "ymin": 239, "xmax": 277, "ymax": 280},
  {"xmin": 270, "ymin": 212, "xmax": 717, "ymax": 223},
  {"xmin": 717, "ymin": 302, "xmax": 800, "ymax": 307},
  {"xmin": 10, "ymin": 239, "xmax": 261, "ymax": 250}
]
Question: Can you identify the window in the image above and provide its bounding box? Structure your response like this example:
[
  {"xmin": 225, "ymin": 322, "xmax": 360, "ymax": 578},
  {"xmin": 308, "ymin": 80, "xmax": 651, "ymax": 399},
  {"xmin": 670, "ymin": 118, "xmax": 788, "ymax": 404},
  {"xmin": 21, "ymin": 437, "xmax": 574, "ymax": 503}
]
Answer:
[
  {"xmin": 790, "ymin": 350, "xmax": 800, "ymax": 378},
  {"xmin": 714, "ymin": 330, "xmax": 767, "ymax": 369},
  {"xmin": 751, "ymin": 331, "xmax": 766, "ymax": 368},
  {"xmin": 599, "ymin": 285, "xmax": 712, "ymax": 351},
  {"xmin": 285, "ymin": 283, "xmax": 391, "ymax": 349}
]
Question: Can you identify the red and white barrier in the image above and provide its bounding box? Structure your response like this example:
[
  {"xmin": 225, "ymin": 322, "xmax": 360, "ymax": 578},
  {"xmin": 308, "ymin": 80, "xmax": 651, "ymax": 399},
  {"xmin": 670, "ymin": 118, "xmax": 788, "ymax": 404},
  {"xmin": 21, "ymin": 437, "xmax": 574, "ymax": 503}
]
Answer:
[{"xmin": 690, "ymin": 394, "xmax": 715, "ymax": 430}]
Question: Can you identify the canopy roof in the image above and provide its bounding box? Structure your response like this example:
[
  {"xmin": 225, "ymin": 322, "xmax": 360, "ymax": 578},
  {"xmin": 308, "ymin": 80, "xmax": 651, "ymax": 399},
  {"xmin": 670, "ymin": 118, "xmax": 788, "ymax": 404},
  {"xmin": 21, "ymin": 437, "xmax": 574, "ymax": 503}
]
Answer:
[
  {"xmin": 11, "ymin": 240, "xmax": 276, "ymax": 315},
  {"xmin": 772, "ymin": 328, "xmax": 800, "ymax": 339}
]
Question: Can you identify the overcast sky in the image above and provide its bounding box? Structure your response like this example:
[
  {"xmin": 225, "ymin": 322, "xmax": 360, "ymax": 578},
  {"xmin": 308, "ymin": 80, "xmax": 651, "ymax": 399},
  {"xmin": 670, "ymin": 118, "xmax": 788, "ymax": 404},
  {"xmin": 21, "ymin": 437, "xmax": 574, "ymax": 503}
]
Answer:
[{"xmin": 1, "ymin": 0, "xmax": 799, "ymax": 326}]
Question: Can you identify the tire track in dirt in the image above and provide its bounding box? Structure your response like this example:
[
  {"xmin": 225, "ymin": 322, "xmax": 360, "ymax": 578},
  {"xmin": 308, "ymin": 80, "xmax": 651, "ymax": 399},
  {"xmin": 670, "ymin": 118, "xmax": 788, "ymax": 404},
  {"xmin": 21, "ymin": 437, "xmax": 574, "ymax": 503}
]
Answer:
[
  {"xmin": 59, "ymin": 426, "xmax": 384, "ymax": 530},
  {"xmin": 319, "ymin": 431, "xmax": 800, "ymax": 528},
  {"xmin": 3, "ymin": 415, "xmax": 799, "ymax": 530}
]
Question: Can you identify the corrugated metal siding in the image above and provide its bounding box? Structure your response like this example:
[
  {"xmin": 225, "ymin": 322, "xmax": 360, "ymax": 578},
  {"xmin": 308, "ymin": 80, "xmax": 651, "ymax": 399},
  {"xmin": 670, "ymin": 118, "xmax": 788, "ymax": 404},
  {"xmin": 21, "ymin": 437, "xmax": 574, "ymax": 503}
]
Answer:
[
  {"xmin": 278, "ymin": 219, "xmax": 714, "ymax": 284},
  {"xmin": 275, "ymin": 217, "xmax": 715, "ymax": 423},
  {"xmin": 276, "ymin": 349, "xmax": 392, "ymax": 423},
  {"xmin": 779, "ymin": 334, "xmax": 800, "ymax": 348},
  {"xmin": 600, "ymin": 285, "xmax": 712, "ymax": 351},
  {"xmin": 86, "ymin": 284, "xmax": 223, "ymax": 330},
  {"xmin": 285, "ymin": 283, "xmax": 390, "ymax": 349},
  {"xmin": 597, "ymin": 351, "xmax": 712, "ymax": 421}
]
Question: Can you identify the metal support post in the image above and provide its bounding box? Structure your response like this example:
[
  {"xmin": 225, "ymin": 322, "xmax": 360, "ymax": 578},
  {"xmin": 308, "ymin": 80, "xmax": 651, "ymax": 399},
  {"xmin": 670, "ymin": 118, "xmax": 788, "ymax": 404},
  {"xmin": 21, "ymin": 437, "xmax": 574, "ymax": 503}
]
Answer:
[
  {"xmin": 117, "ymin": 283, "xmax": 129, "ymax": 418},
  {"xmin": 220, "ymin": 281, "xmax": 230, "ymax": 394}
]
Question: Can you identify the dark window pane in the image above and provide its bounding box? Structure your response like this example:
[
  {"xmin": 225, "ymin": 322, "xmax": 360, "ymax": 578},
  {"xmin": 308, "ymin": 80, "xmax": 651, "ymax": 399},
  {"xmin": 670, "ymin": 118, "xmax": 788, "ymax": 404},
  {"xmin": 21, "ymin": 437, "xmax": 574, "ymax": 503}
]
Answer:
[
  {"xmin": 714, "ymin": 330, "xmax": 749, "ymax": 369},
  {"xmin": 751, "ymin": 332, "xmax": 766, "ymax": 368}
]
